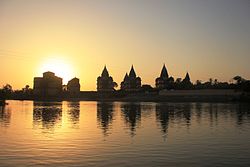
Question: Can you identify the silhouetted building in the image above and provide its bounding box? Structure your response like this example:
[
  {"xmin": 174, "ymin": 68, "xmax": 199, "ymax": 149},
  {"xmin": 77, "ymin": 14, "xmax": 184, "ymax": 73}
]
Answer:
[
  {"xmin": 121, "ymin": 65, "xmax": 141, "ymax": 91},
  {"xmin": 67, "ymin": 77, "xmax": 80, "ymax": 95},
  {"xmin": 33, "ymin": 71, "xmax": 62, "ymax": 97},
  {"xmin": 181, "ymin": 72, "xmax": 192, "ymax": 88},
  {"xmin": 155, "ymin": 64, "xmax": 174, "ymax": 89},
  {"xmin": 97, "ymin": 66, "xmax": 116, "ymax": 92},
  {"xmin": 141, "ymin": 84, "xmax": 153, "ymax": 92}
]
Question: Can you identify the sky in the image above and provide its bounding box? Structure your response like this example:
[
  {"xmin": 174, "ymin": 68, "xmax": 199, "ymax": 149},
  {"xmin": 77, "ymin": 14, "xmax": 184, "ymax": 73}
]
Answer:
[{"xmin": 0, "ymin": 0, "xmax": 250, "ymax": 90}]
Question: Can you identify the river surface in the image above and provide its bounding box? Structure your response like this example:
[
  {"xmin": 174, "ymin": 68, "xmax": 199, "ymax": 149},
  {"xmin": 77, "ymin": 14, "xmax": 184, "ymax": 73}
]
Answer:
[{"xmin": 0, "ymin": 100, "xmax": 250, "ymax": 167}]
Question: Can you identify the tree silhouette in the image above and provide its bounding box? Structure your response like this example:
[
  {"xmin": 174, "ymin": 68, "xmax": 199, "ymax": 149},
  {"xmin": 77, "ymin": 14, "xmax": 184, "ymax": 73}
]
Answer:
[
  {"xmin": 233, "ymin": 76, "xmax": 245, "ymax": 85},
  {"xmin": 0, "ymin": 84, "xmax": 13, "ymax": 99}
]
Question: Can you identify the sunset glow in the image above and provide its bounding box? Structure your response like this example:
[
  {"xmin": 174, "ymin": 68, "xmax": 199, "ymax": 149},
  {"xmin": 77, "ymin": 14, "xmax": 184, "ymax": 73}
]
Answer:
[
  {"xmin": 1, "ymin": 1, "xmax": 250, "ymax": 167},
  {"xmin": 0, "ymin": 0, "xmax": 249, "ymax": 91},
  {"xmin": 39, "ymin": 57, "xmax": 74, "ymax": 84}
]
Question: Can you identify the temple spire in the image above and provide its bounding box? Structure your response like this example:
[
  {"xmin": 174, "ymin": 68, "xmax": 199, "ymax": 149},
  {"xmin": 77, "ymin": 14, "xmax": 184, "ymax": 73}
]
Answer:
[
  {"xmin": 129, "ymin": 65, "xmax": 136, "ymax": 78},
  {"xmin": 123, "ymin": 73, "xmax": 129, "ymax": 81},
  {"xmin": 160, "ymin": 64, "xmax": 168, "ymax": 79},
  {"xmin": 101, "ymin": 65, "xmax": 109, "ymax": 78},
  {"xmin": 184, "ymin": 72, "xmax": 190, "ymax": 81},
  {"xmin": 97, "ymin": 65, "xmax": 115, "ymax": 92}
]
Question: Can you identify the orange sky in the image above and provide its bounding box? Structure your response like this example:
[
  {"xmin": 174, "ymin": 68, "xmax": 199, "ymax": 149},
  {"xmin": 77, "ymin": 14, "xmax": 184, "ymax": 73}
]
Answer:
[{"xmin": 0, "ymin": 0, "xmax": 249, "ymax": 90}]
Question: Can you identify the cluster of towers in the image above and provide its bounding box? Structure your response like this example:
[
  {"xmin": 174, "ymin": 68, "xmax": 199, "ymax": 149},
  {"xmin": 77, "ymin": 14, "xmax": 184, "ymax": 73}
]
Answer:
[
  {"xmin": 97, "ymin": 64, "xmax": 191, "ymax": 92},
  {"xmin": 33, "ymin": 64, "xmax": 192, "ymax": 96},
  {"xmin": 121, "ymin": 66, "xmax": 141, "ymax": 91},
  {"xmin": 97, "ymin": 65, "xmax": 142, "ymax": 92}
]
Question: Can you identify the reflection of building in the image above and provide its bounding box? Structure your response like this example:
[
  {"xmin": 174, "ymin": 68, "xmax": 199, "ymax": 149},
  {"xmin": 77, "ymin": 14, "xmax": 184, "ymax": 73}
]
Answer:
[
  {"xmin": 155, "ymin": 64, "xmax": 174, "ymax": 89},
  {"xmin": 156, "ymin": 104, "xmax": 171, "ymax": 140},
  {"xmin": 97, "ymin": 66, "xmax": 116, "ymax": 92},
  {"xmin": 175, "ymin": 103, "xmax": 192, "ymax": 126},
  {"xmin": 67, "ymin": 78, "xmax": 80, "ymax": 95},
  {"xmin": 97, "ymin": 102, "xmax": 114, "ymax": 136},
  {"xmin": 121, "ymin": 65, "xmax": 141, "ymax": 91},
  {"xmin": 33, "ymin": 102, "xmax": 62, "ymax": 129},
  {"xmin": 33, "ymin": 71, "xmax": 62, "ymax": 97},
  {"xmin": 67, "ymin": 102, "xmax": 80, "ymax": 128},
  {"xmin": 121, "ymin": 103, "xmax": 141, "ymax": 137},
  {"xmin": 155, "ymin": 103, "xmax": 193, "ymax": 139},
  {"xmin": 0, "ymin": 106, "xmax": 11, "ymax": 127}
]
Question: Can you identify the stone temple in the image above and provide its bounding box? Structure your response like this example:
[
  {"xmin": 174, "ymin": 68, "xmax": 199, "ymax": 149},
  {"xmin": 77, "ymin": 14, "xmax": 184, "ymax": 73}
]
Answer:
[
  {"xmin": 97, "ymin": 66, "xmax": 116, "ymax": 92},
  {"xmin": 121, "ymin": 65, "xmax": 141, "ymax": 91}
]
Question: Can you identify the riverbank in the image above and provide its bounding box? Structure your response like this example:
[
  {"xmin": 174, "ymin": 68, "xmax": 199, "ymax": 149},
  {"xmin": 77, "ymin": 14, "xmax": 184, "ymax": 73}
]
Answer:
[{"xmin": 8, "ymin": 89, "xmax": 250, "ymax": 102}]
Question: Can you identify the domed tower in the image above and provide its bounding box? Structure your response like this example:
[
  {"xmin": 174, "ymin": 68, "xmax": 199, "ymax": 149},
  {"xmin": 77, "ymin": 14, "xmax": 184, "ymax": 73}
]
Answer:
[
  {"xmin": 97, "ymin": 66, "xmax": 116, "ymax": 91},
  {"xmin": 155, "ymin": 64, "xmax": 174, "ymax": 89},
  {"xmin": 67, "ymin": 77, "xmax": 80, "ymax": 95},
  {"xmin": 33, "ymin": 71, "xmax": 62, "ymax": 97},
  {"xmin": 121, "ymin": 73, "xmax": 129, "ymax": 90},
  {"xmin": 181, "ymin": 72, "xmax": 192, "ymax": 88},
  {"xmin": 121, "ymin": 65, "xmax": 141, "ymax": 91}
]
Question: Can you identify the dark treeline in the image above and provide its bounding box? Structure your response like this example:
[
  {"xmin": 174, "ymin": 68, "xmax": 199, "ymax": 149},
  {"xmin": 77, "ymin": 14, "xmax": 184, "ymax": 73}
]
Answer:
[
  {"xmin": 142, "ymin": 75, "xmax": 250, "ymax": 92},
  {"xmin": 0, "ymin": 75, "xmax": 250, "ymax": 101},
  {"xmin": 0, "ymin": 84, "xmax": 33, "ymax": 101},
  {"xmin": 162, "ymin": 76, "xmax": 249, "ymax": 91}
]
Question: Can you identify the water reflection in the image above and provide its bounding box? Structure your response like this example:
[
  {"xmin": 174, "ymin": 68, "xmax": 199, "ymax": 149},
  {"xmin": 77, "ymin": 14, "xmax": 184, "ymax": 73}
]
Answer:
[
  {"xmin": 195, "ymin": 103, "xmax": 202, "ymax": 124},
  {"xmin": 1, "ymin": 101, "xmax": 250, "ymax": 167},
  {"xmin": 0, "ymin": 106, "xmax": 11, "ymax": 127},
  {"xmin": 33, "ymin": 102, "xmax": 62, "ymax": 130},
  {"xmin": 121, "ymin": 103, "xmax": 141, "ymax": 137},
  {"xmin": 155, "ymin": 103, "xmax": 193, "ymax": 139},
  {"xmin": 140, "ymin": 103, "xmax": 154, "ymax": 119},
  {"xmin": 97, "ymin": 102, "xmax": 114, "ymax": 136},
  {"xmin": 174, "ymin": 103, "xmax": 192, "ymax": 126},
  {"xmin": 204, "ymin": 103, "xmax": 250, "ymax": 126},
  {"xmin": 194, "ymin": 103, "xmax": 250, "ymax": 127},
  {"xmin": 66, "ymin": 101, "xmax": 80, "ymax": 128},
  {"xmin": 237, "ymin": 104, "xmax": 250, "ymax": 125},
  {"xmin": 155, "ymin": 104, "xmax": 170, "ymax": 140},
  {"xmin": 182, "ymin": 103, "xmax": 192, "ymax": 126}
]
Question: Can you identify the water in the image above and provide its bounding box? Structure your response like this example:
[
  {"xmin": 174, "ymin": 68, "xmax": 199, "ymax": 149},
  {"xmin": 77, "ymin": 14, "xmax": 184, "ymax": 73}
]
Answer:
[{"xmin": 1, "ymin": 100, "xmax": 250, "ymax": 167}]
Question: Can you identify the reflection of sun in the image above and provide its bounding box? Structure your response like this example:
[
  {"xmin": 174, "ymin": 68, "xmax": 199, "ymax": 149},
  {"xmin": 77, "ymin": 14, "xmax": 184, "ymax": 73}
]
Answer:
[{"xmin": 39, "ymin": 58, "xmax": 74, "ymax": 84}]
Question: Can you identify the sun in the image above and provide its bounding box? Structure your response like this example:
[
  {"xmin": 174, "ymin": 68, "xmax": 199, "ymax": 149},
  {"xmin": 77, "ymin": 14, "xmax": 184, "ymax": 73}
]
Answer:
[{"xmin": 39, "ymin": 57, "xmax": 74, "ymax": 84}]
